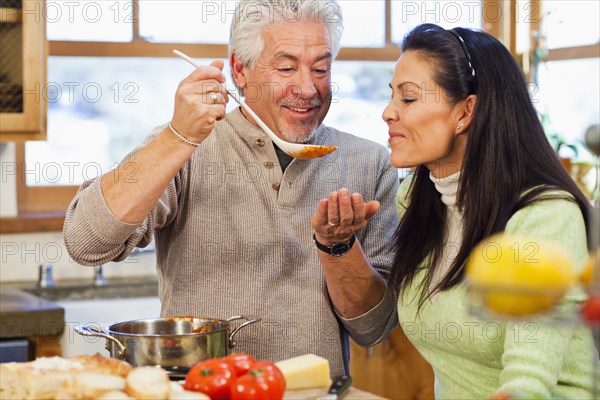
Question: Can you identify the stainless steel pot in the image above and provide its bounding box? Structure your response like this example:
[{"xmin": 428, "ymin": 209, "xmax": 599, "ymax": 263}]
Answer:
[{"xmin": 75, "ymin": 315, "xmax": 260, "ymax": 368}]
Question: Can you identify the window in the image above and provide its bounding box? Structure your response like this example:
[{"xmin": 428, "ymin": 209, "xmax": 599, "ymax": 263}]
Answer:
[
  {"xmin": 11, "ymin": 0, "xmax": 492, "ymax": 231},
  {"xmin": 391, "ymin": 0, "xmax": 482, "ymax": 43},
  {"xmin": 138, "ymin": 1, "xmax": 232, "ymax": 44},
  {"xmin": 536, "ymin": 59, "xmax": 599, "ymax": 156},
  {"xmin": 25, "ymin": 57, "xmax": 396, "ymax": 188},
  {"xmin": 532, "ymin": 0, "xmax": 599, "ymax": 157},
  {"xmin": 339, "ymin": 0, "xmax": 386, "ymax": 47},
  {"xmin": 26, "ymin": 56, "xmax": 205, "ymax": 187},
  {"xmin": 46, "ymin": 0, "xmax": 133, "ymax": 42},
  {"xmin": 542, "ymin": 1, "xmax": 599, "ymax": 49}
]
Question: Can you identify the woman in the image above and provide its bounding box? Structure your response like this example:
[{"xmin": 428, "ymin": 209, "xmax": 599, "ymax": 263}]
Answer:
[{"xmin": 311, "ymin": 24, "xmax": 598, "ymax": 399}]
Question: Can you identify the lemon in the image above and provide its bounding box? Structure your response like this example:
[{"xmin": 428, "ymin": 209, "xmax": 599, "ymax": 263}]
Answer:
[
  {"xmin": 580, "ymin": 248, "xmax": 599, "ymax": 290},
  {"xmin": 466, "ymin": 233, "xmax": 577, "ymax": 316}
]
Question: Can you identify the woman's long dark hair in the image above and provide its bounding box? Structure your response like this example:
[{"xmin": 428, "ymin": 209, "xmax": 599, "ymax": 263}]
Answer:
[{"xmin": 390, "ymin": 24, "xmax": 595, "ymax": 306}]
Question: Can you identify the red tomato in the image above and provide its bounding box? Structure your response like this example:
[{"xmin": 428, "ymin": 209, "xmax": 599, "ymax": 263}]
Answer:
[
  {"xmin": 184, "ymin": 359, "xmax": 237, "ymax": 400},
  {"xmin": 580, "ymin": 295, "xmax": 600, "ymax": 324},
  {"xmin": 487, "ymin": 394, "xmax": 513, "ymax": 400},
  {"xmin": 224, "ymin": 353, "xmax": 257, "ymax": 377},
  {"xmin": 231, "ymin": 361, "xmax": 286, "ymax": 400}
]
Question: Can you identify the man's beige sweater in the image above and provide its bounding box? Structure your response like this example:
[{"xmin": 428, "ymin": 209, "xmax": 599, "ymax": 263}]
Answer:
[{"xmin": 63, "ymin": 108, "xmax": 399, "ymax": 376}]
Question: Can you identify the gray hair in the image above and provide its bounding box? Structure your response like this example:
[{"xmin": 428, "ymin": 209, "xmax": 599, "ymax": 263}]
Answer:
[{"xmin": 229, "ymin": 0, "xmax": 343, "ymax": 71}]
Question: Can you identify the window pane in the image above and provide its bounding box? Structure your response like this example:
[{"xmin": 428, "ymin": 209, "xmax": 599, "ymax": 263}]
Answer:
[
  {"xmin": 139, "ymin": 0, "xmax": 385, "ymax": 47},
  {"xmin": 338, "ymin": 0, "xmax": 385, "ymax": 47},
  {"xmin": 543, "ymin": 0, "xmax": 600, "ymax": 48},
  {"xmin": 27, "ymin": 57, "xmax": 394, "ymax": 187},
  {"xmin": 536, "ymin": 58, "xmax": 599, "ymax": 158},
  {"xmin": 515, "ymin": 0, "xmax": 532, "ymax": 54},
  {"xmin": 26, "ymin": 56, "xmax": 233, "ymax": 186},
  {"xmin": 46, "ymin": 0, "xmax": 133, "ymax": 42},
  {"xmin": 391, "ymin": 0, "xmax": 482, "ymax": 43},
  {"xmin": 325, "ymin": 60, "xmax": 395, "ymax": 149},
  {"xmin": 138, "ymin": 0, "xmax": 234, "ymax": 43}
]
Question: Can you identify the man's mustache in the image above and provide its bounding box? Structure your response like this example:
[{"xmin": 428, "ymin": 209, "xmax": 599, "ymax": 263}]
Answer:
[{"xmin": 278, "ymin": 97, "xmax": 322, "ymax": 108}]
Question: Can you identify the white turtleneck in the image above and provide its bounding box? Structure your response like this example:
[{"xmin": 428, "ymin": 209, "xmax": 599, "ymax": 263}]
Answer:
[{"xmin": 429, "ymin": 171, "xmax": 463, "ymax": 294}]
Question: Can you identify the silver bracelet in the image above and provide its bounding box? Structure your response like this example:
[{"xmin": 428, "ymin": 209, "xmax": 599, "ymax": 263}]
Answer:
[{"xmin": 168, "ymin": 123, "xmax": 201, "ymax": 147}]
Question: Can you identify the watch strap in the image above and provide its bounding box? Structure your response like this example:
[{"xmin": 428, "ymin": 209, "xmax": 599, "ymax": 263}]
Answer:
[{"xmin": 313, "ymin": 234, "xmax": 356, "ymax": 256}]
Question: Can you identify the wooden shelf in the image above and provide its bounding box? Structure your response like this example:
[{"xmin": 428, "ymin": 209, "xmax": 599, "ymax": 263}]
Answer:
[
  {"xmin": 0, "ymin": 212, "xmax": 66, "ymax": 233},
  {"xmin": 0, "ymin": 7, "xmax": 21, "ymax": 23}
]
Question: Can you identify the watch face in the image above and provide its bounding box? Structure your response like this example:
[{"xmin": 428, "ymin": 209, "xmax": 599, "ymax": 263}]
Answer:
[{"xmin": 330, "ymin": 243, "xmax": 350, "ymax": 256}]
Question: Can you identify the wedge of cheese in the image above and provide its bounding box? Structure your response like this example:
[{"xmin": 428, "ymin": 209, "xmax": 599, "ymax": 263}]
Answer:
[{"xmin": 275, "ymin": 354, "xmax": 332, "ymax": 390}]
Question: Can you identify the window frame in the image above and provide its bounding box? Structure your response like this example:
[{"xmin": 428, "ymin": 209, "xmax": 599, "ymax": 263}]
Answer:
[{"xmin": 6, "ymin": 0, "xmax": 505, "ymax": 232}]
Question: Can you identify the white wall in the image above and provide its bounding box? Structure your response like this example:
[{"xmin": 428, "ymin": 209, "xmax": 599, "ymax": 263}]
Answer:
[
  {"xmin": 0, "ymin": 143, "xmax": 18, "ymax": 218},
  {"xmin": 0, "ymin": 231, "xmax": 157, "ymax": 283}
]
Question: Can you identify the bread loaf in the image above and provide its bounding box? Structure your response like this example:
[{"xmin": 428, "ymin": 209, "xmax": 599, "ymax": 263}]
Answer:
[
  {"xmin": 64, "ymin": 372, "xmax": 126, "ymax": 399},
  {"xmin": 124, "ymin": 366, "xmax": 170, "ymax": 400},
  {"xmin": 0, "ymin": 354, "xmax": 201, "ymax": 400},
  {"xmin": 168, "ymin": 382, "xmax": 210, "ymax": 400},
  {"xmin": 70, "ymin": 353, "xmax": 132, "ymax": 377},
  {"xmin": 0, "ymin": 356, "xmax": 85, "ymax": 399},
  {"xmin": 96, "ymin": 390, "xmax": 135, "ymax": 400}
]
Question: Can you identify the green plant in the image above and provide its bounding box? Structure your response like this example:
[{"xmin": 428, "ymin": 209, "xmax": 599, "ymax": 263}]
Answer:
[{"xmin": 548, "ymin": 132, "xmax": 579, "ymax": 158}]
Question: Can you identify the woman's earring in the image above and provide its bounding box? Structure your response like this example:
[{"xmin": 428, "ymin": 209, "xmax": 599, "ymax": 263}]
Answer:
[{"xmin": 457, "ymin": 123, "xmax": 464, "ymax": 132}]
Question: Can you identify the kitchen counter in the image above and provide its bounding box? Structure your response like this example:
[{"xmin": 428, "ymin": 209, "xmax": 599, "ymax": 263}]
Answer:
[
  {"xmin": 1, "ymin": 276, "xmax": 159, "ymax": 301},
  {"xmin": 285, "ymin": 387, "xmax": 387, "ymax": 399},
  {"xmin": 0, "ymin": 290, "xmax": 64, "ymax": 338},
  {"xmin": 0, "ymin": 277, "xmax": 158, "ymax": 339},
  {"xmin": 0, "ymin": 280, "xmax": 388, "ymax": 399}
]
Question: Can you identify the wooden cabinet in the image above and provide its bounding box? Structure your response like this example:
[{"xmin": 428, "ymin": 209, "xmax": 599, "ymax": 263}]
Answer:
[
  {"xmin": 31, "ymin": 335, "xmax": 62, "ymax": 358},
  {"xmin": 0, "ymin": 0, "xmax": 46, "ymax": 142},
  {"xmin": 350, "ymin": 327, "xmax": 435, "ymax": 400}
]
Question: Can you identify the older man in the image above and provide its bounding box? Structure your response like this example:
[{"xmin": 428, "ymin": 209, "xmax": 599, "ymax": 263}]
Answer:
[{"xmin": 64, "ymin": 0, "xmax": 398, "ymax": 377}]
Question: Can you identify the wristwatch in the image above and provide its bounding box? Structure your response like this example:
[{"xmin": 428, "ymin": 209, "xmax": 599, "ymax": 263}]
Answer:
[{"xmin": 313, "ymin": 234, "xmax": 356, "ymax": 257}]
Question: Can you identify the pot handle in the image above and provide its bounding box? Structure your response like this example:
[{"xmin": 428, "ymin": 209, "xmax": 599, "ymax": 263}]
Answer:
[
  {"xmin": 74, "ymin": 325, "xmax": 127, "ymax": 359},
  {"xmin": 225, "ymin": 315, "xmax": 261, "ymax": 349}
]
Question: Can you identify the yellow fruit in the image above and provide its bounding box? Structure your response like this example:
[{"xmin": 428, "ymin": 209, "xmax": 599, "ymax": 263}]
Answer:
[
  {"xmin": 466, "ymin": 233, "xmax": 577, "ymax": 317},
  {"xmin": 580, "ymin": 248, "xmax": 599, "ymax": 290}
]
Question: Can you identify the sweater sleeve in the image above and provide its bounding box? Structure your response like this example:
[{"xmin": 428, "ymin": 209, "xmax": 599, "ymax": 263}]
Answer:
[
  {"xmin": 63, "ymin": 123, "xmax": 181, "ymax": 266},
  {"xmin": 336, "ymin": 150, "xmax": 401, "ymax": 346},
  {"xmin": 494, "ymin": 197, "xmax": 590, "ymax": 398}
]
